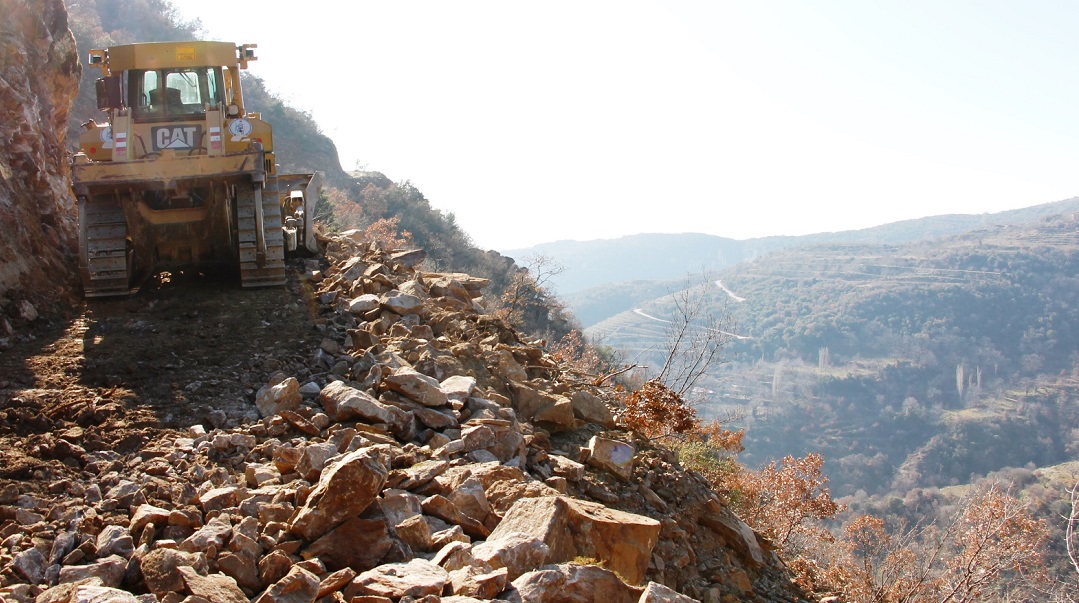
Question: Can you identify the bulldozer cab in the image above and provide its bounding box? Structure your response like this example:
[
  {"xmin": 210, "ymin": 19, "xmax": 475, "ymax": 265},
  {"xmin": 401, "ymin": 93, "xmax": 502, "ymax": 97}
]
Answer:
[{"xmin": 135, "ymin": 68, "xmax": 223, "ymax": 119}]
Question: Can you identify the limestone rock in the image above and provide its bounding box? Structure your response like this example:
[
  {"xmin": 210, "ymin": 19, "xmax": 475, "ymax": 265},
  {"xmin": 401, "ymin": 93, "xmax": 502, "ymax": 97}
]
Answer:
[
  {"xmin": 180, "ymin": 514, "xmax": 232, "ymax": 553},
  {"xmin": 378, "ymin": 489, "xmax": 423, "ymax": 526},
  {"xmin": 57, "ymin": 555, "xmax": 126, "ymax": 587},
  {"xmin": 489, "ymin": 350, "xmax": 527, "ymax": 382},
  {"xmin": 95, "ymin": 524, "xmax": 134, "ymax": 559},
  {"xmin": 471, "ymin": 531, "xmax": 550, "ymax": 581},
  {"xmin": 639, "ymin": 581, "xmax": 702, "ymax": 602},
  {"xmin": 389, "ymin": 248, "xmax": 428, "ymax": 268},
  {"xmin": 198, "ymin": 486, "xmax": 243, "ymax": 513},
  {"xmin": 346, "ymin": 558, "xmax": 449, "ymax": 599},
  {"xmin": 440, "ymin": 375, "xmax": 477, "ymax": 401},
  {"xmin": 699, "ymin": 498, "xmax": 764, "ymax": 566},
  {"xmin": 177, "ymin": 566, "xmax": 249, "ymax": 603},
  {"xmin": 394, "ymin": 514, "xmax": 432, "ymax": 552},
  {"xmin": 421, "ymin": 494, "xmax": 489, "ymax": 539},
  {"xmin": 348, "ymin": 294, "xmax": 381, "ymax": 314},
  {"xmin": 487, "ymin": 496, "xmax": 660, "ymax": 585},
  {"xmin": 289, "ymin": 449, "xmax": 388, "ymax": 540},
  {"xmin": 259, "ymin": 550, "xmax": 294, "ymax": 587},
  {"xmin": 585, "ymin": 435, "xmax": 635, "ymax": 481},
  {"xmin": 317, "ymin": 567, "xmax": 357, "ymax": 599},
  {"xmin": 217, "ymin": 550, "xmax": 261, "ymax": 591},
  {"xmin": 320, "ymin": 380, "xmax": 411, "ymax": 432},
  {"xmin": 380, "ymin": 290, "xmax": 424, "ymax": 315},
  {"xmin": 256, "ymin": 377, "xmax": 302, "ymax": 417},
  {"xmin": 446, "ymin": 477, "xmax": 492, "ymax": 525},
  {"xmin": 507, "ymin": 563, "xmax": 644, "ymax": 603},
  {"xmin": 129, "ymin": 504, "xmax": 170, "ymax": 534},
  {"xmin": 140, "ymin": 548, "xmax": 206, "ymax": 596},
  {"xmin": 569, "ymin": 390, "xmax": 616, "ymax": 428},
  {"xmin": 449, "ymin": 565, "xmax": 508, "ymax": 599},
  {"xmin": 383, "ymin": 367, "xmax": 449, "ymax": 407},
  {"xmin": 0, "ymin": 0, "xmax": 81, "ymax": 301},
  {"xmin": 71, "ymin": 585, "xmax": 141, "ymax": 603},
  {"xmin": 254, "ymin": 565, "xmax": 320, "ymax": 603},
  {"xmin": 531, "ymin": 396, "xmax": 576, "ymax": 432},
  {"xmin": 548, "ymin": 455, "xmax": 585, "ymax": 481},
  {"xmin": 303, "ymin": 516, "xmax": 393, "ymax": 571},
  {"xmin": 294, "ymin": 441, "xmax": 338, "ymax": 481},
  {"xmin": 12, "ymin": 547, "xmax": 45, "ymax": 584}
]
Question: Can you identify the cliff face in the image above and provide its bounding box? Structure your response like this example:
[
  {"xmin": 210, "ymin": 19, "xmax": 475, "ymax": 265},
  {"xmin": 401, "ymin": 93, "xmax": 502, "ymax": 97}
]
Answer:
[{"xmin": 0, "ymin": 0, "xmax": 80, "ymax": 308}]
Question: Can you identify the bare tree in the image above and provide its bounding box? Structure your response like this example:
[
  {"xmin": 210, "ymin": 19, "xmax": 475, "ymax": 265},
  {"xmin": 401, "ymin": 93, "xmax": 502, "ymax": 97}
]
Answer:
[
  {"xmin": 655, "ymin": 279, "xmax": 732, "ymax": 399},
  {"xmin": 497, "ymin": 253, "xmax": 566, "ymax": 332}
]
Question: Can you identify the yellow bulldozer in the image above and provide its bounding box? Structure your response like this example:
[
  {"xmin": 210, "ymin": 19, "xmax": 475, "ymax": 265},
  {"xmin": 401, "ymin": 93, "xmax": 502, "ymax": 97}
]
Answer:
[{"xmin": 71, "ymin": 41, "xmax": 317, "ymax": 297}]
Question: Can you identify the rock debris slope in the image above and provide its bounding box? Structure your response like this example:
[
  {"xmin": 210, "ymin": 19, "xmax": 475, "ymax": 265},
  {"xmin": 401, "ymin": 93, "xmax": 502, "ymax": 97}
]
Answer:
[{"xmin": 0, "ymin": 231, "xmax": 812, "ymax": 603}]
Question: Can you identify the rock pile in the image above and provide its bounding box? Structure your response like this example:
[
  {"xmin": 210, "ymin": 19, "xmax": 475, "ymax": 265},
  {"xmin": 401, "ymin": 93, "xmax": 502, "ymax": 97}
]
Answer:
[{"xmin": 0, "ymin": 230, "xmax": 810, "ymax": 603}]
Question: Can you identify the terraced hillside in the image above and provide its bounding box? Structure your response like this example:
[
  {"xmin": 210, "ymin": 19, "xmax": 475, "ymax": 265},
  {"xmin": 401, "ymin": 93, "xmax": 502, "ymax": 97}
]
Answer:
[{"xmin": 587, "ymin": 211, "xmax": 1079, "ymax": 497}]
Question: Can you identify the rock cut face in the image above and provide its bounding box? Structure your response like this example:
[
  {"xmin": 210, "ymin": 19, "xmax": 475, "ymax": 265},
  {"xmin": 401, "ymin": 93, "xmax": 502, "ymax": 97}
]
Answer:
[{"xmin": 0, "ymin": 0, "xmax": 81, "ymax": 303}]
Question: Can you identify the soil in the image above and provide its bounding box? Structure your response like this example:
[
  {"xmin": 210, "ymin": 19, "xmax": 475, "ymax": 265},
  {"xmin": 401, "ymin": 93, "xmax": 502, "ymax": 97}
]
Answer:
[{"xmin": 0, "ymin": 264, "xmax": 324, "ymax": 493}]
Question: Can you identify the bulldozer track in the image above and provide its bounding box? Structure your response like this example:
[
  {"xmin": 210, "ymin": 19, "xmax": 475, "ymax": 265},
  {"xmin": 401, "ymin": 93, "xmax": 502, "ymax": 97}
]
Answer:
[
  {"xmin": 237, "ymin": 181, "xmax": 286, "ymax": 287},
  {"xmin": 81, "ymin": 197, "xmax": 131, "ymax": 297}
]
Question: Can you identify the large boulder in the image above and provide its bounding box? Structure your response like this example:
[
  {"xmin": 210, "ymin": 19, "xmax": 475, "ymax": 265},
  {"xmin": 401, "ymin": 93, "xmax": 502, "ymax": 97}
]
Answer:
[
  {"xmin": 487, "ymin": 496, "xmax": 660, "ymax": 585},
  {"xmin": 253, "ymin": 565, "xmax": 320, "ymax": 603},
  {"xmin": 471, "ymin": 531, "xmax": 549, "ymax": 581},
  {"xmin": 346, "ymin": 558, "xmax": 449, "ymax": 599},
  {"xmin": 289, "ymin": 449, "xmax": 388, "ymax": 541},
  {"xmin": 302, "ymin": 516, "xmax": 394, "ymax": 571},
  {"xmin": 177, "ymin": 566, "xmax": 249, "ymax": 603},
  {"xmin": 256, "ymin": 377, "xmax": 302, "ymax": 417},
  {"xmin": 319, "ymin": 380, "xmax": 412, "ymax": 433},
  {"xmin": 585, "ymin": 435, "xmax": 636, "ymax": 481},
  {"xmin": 383, "ymin": 367, "xmax": 449, "ymax": 407},
  {"xmin": 140, "ymin": 548, "xmax": 207, "ymax": 597},
  {"xmin": 506, "ymin": 563, "xmax": 644, "ymax": 603}
]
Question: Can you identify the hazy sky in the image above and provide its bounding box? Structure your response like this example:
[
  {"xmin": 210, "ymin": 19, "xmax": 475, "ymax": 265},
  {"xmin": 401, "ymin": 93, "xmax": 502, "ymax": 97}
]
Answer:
[{"xmin": 175, "ymin": 1, "xmax": 1079, "ymax": 250}]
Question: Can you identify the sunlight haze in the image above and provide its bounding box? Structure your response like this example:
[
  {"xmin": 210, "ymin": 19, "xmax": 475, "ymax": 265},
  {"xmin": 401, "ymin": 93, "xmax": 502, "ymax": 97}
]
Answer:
[{"xmin": 174, "ymin": 1, "xmax": 1079, "ymax": 250}]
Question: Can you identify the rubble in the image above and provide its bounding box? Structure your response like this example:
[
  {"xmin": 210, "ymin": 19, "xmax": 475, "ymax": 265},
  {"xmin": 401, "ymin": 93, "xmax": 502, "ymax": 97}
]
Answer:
[{"xmin": 0, "ymin": 230, "xmax": 813, "ymax": 603}]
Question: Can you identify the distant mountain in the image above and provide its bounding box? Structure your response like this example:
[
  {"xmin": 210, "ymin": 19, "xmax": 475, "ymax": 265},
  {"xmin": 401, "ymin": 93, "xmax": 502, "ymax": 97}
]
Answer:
[
  {"xmin": 585, "ymin": 209, "xmax": 1079, "ymax": 500},
  {"xmin": 506, "ymin": 197, "xmax": 1079, "ymax": 327}
]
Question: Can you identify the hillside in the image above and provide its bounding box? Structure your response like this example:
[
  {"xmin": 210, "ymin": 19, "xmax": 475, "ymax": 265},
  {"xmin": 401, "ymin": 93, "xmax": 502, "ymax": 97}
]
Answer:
[
  {"xmin": 508, "ymin": 197, "xmax": 1079, "ymax": 327},
  {"xmin": 587, "ymin": 210, "xmax": 1079, "ymax": 500}
]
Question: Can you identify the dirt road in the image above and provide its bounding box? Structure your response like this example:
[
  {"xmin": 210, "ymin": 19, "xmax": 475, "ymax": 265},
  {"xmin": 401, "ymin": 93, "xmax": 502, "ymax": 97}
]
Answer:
[{"xmin": 0, "ymin": 267, "xmax": 322, "ymax": 486}]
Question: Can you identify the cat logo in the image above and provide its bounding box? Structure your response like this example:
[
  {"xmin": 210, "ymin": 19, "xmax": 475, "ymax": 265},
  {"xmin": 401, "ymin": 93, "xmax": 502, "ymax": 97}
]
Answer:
[{"xmin": 151, "ymin": 125, "xmax": 203, "ymax": 151}]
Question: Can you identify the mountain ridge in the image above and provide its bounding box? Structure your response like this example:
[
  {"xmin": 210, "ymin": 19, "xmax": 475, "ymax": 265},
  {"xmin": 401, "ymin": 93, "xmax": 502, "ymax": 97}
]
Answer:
[{"xmin": 506, "ymin": 196, "xmax": 1079, "ymax": 299}]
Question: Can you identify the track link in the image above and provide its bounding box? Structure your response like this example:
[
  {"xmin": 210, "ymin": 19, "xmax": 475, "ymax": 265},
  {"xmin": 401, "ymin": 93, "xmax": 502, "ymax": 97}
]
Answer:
[
  {"xmin": 80, "ymin": 196, "xmax": 131, "ymax": 297},
  {"xmin": 237, "ymin": 182, "xmax": 286, "ymax": 287}
]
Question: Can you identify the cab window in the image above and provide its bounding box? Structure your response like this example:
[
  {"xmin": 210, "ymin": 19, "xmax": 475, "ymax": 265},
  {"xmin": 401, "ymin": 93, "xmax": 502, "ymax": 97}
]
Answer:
[{"xmin": 130, "ymin": 67, "xmax": 225, "ymax": 120}]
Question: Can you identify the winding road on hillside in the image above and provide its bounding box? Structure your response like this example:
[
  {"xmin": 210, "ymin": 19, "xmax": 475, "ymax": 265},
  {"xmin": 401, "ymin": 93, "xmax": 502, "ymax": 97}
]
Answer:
[
  {"xmin": 631, "ymin": 308, "xmax": 752, "ymax": 340},
  {"xmin": 715, "ymin": 279, "xmax": 745, "ymax": 302}
]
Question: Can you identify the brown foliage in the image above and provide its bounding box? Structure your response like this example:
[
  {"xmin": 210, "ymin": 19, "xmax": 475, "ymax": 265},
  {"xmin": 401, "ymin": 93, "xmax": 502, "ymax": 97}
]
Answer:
[
  {"xmin": 550, "ymin": 330, "xmax": 609, "ymax": 378},
  {"xmin": 621, "ymin": 379, "xmax": 699, "ymax": 438},
  {"xmin": 728, "ymin": 452, "xmax": 842, "ymax": 550},
  {"xmin": 814, "ymin": 484, "xmax": 1049, "ymax": 603},
  {"xmin": 362, "ymin": 216, "xmax": 414, "ymax": 252},
  {"xmin": 618, "ymin": 379, "xmax": 744, "ymax": 453}
]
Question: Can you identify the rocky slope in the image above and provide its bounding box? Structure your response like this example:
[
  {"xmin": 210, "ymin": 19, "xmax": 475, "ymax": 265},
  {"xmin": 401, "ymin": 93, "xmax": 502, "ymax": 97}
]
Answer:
[
  {"xmin": 0, "ymin": 0, "xmax": 81, "ymax": 311},
  {"xmin": 0, "ymin": 233, "xmax": 812, "ymax": 603}
]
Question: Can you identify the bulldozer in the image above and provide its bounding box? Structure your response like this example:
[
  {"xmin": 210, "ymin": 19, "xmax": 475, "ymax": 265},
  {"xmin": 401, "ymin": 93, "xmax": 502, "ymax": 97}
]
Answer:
[{"xmin": 71, "ymin": 41, "xmax": 317, "ymax": 297}]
